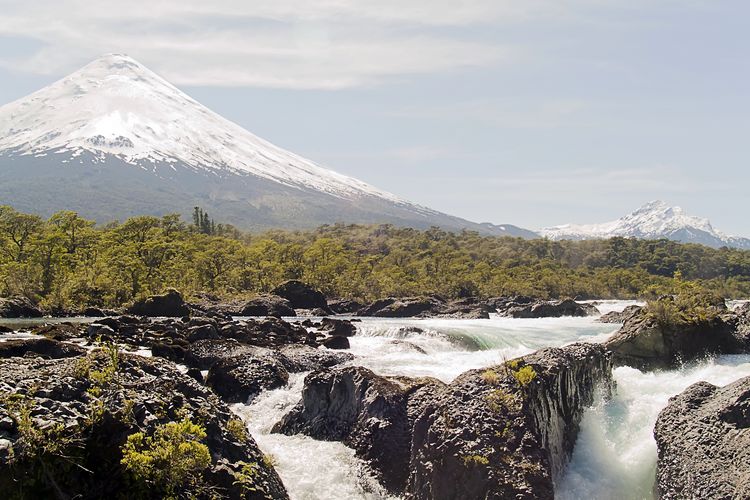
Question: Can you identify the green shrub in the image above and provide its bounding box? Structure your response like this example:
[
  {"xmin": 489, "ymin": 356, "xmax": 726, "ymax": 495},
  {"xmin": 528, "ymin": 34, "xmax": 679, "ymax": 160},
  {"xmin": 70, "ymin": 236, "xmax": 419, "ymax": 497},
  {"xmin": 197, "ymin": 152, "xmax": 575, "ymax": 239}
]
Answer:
[
  {"xmin": 226, "ymin": 417, "xmax": 247, "ymax": 441},
  {"xmin": 462, "ymin": 454, "xmax": 490, "ymax": 466},
  {"xmin": 511, "ymin": 365, "xmax": 537, "ymax": 387},
  {"xmin": 485, "ymin": 389, "xmax": 515, "ymax": 413},
  {"xmin": 480, "ymin": 369, "xmax": 500, "ymax": 385},
  {"xmin": 121, "ymin": 418, "xmax": 211, "ymax": 497},
  {"xmin": 233, "ymin": 461, "xmax": 262, "ymax": 495}
]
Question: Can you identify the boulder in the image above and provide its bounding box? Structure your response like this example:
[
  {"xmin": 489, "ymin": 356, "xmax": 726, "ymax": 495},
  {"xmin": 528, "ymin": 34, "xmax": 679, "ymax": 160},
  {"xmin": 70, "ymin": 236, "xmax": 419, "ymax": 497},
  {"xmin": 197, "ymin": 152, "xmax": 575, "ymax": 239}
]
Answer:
[
  {"xmin": 223, "ymin": 317, "xmax": 317, "ymax": 348},
  {"xmin": 31, "ymin": 322, "xmax": 84, "ymax": 341},
  {"xmin": 604, "ymin": 306, "xmax": 745, "ymax": 369},
  {"xmin": 655, "ymin": 376, "xmax": 750, "ymax": 499},
  {"xmin": 129, "ymin": 289, "xmax": 190, "ymax": 317},
  {"xmin": 327, "ymin": 299, "xmax": 364, "ymax": 315},
  {"xmin": 0, "ymin": 338, "xmax": 86, "ymax": 359},
  {"xmin": 408, "ymin": 343, "xmax": 612, "ymax": 499},
  {"xmin": 82, "ymin": 307, "xmax": 106, "ymax": 317},
  {"xmin": 182, "ymin": 339, "xmax": 258, "ymax": 370},
  {"xmin": 206, "ymin": 354, "xmax": 289, "ymax": 403},
  {"xmin": 239, "ymin": 295, "xmax": 295, "ymax": 317},
  {"xmin": 357, "ymin": 297, "xmax": 491, "ymax": 319},
  {"xmin": 0, "ymin": 352, "xmax": 288, "ymax": 499},
  {"xmin": 497, "ymin": 298, "xmax": 599, "ymax": 319},
  {"xmin": 318, "ymin": 318, "xmax": 357, "ymax": 337},
  {"xmin": 277, "ymin": 345, "xmax": 354, "ymax": 372},
  {"xmin": 274, "ymin": 366, "xmax": 445, "ymax": 493},
  {"xmin": 439, "ymin": 298, "xmax": 494, "ymax": 319},
  {"xmin": 0, "ymin": 296, "xmax": 42, "ymax": 318},
  {"xmin": 275, "ymin": 343, "xmax": 612, "ymax": 498},
  {"xmin": 322, "ymin": 336, "xmax": 350, "ymax": 350},
  {"xmin": 272, "ymin": 280, "xmax": 330, "ymax": 312},
  {"xmin": 358, "ymin": 297, "xmax": 442, "ymax": 318},
  {"xmin": 597, "ymin": 304, "xmax": 642, "ymax": 323}
]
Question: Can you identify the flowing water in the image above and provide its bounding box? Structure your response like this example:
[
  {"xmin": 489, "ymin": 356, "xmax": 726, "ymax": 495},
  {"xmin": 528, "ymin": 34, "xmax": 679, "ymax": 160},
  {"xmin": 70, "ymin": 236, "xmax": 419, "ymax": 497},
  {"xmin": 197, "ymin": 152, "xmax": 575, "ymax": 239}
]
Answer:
[{"xmin": 4, "ymin": 299, "xmax": 748, "ymax": 499}]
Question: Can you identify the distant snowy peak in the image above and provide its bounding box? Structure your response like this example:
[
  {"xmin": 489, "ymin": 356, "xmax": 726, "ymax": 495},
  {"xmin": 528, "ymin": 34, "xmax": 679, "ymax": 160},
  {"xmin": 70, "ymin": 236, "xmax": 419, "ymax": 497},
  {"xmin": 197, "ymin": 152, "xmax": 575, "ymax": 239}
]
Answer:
[
  {"xmin": 0, "ymin": 54, "xmax": 414, "ymax": 205},
  {"xmin": 541, "ymin": 201, "xmax": 750, "ymax": 249}
]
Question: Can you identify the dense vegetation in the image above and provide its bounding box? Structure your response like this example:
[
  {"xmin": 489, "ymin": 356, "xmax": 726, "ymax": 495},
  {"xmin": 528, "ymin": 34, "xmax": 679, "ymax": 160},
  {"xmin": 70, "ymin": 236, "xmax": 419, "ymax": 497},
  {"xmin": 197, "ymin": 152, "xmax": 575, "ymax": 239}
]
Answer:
[{"xmin": 0, "ymin": 205, "xmax": 749, "ymax": 309}]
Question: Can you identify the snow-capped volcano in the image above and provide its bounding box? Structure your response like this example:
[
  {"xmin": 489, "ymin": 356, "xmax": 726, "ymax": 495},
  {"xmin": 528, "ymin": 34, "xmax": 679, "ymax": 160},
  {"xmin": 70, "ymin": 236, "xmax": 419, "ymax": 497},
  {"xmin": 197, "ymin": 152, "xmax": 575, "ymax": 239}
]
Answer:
[
  {"xmin": 0, "ymin": 54, "xmax": 530, "ymax": 235},
  {"xmin": 0, "ymin": 54, "xmax": 401, "ymax": 202},
  {"xmin": 541, "ymin": 201, "xmax": 750, "ymax": 249}
]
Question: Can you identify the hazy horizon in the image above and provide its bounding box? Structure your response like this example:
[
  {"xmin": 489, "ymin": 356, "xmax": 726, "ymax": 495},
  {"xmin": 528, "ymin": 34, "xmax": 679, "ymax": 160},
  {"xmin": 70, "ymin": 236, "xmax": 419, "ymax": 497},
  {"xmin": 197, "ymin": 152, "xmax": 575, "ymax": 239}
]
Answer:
[{"xmin": 0, "ymin": 1, "xmax": 747, "ymax": 235}]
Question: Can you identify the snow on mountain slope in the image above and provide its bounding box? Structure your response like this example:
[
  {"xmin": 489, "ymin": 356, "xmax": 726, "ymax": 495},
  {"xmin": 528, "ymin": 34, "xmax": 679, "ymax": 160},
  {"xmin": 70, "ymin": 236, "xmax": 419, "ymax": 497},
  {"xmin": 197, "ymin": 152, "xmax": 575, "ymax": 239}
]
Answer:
[
  {"xmin": 0, "ymin": 54, "xmax": 536, "ymax": 235},
  {"xmin": 0, "ymin": 54, "xmax": 410, "ymax": 205},
  {"xmin": 541, "ymin": 201, "xmax": 750, "ymax": 249}
]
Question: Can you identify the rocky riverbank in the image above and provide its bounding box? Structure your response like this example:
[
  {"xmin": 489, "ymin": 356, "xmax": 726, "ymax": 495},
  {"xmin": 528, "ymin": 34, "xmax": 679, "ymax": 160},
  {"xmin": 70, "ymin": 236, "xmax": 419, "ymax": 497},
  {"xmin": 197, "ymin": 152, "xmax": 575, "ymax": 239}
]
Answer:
[
  {"xmin": 0, "ymin": 282, "xmax": 602, "ymax": 320},
  {"xmin": 655, "ymin": 376, "xmax": 750, "ymax": 499},
  {"xmin": 274, "ymin": 343, "xmax": 613, "ymax": 498}
]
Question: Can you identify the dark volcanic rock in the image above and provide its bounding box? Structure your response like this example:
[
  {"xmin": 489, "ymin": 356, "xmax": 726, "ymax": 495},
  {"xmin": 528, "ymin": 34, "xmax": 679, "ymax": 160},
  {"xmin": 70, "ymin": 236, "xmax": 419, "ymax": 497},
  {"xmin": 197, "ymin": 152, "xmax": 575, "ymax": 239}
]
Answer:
[
  {"xmin": 274, "ymin": 366, "xmax": 445, "ymax": 493},
  {"xmin": 277, "ymin": 345, "xmax": 354, "ymax": 372},
  {"xmin": 0, "ymin": 352, "xmax": 288, "ymax": 499},
  {"xmin": 408, "ymin": 343, "xmax": 612, "ymax": 499},
  {"xmin": 129, "ymin": 289, "xmax": 190, "ymax": 317},
  {"xmin": 358, "ymin": 297, "xmax": 441, "ymax": 318},
  {"xmin": 0, "ymin": 338, "xmax": 86, "ymax": 359},
  {"xmin": 272, "ymin": 280, "xmax": 330, "ymax": 312},
  {"xmin": 319, "ymin": 317, "xmax": 357, "ymax": 337},
  {"xmin": 438, "ymin": 298, "xmax": 494, "ymax": 319},
  {"xmin": 358, "ymin": 296, "xmax": 491, "ymax": 319},
  {"xmin": 0, "ymin": 296, "xmax": 42, "ymax": 318},
  {"xmin": 275, "ymin": 343, "xmax": 611, "ymax": 497},
  {"xmin": 497, "ymin": 298, "xmax": 599, "ymax": 319},
  {"xmin": 597, "ymin": 304, "xmax": 642, "ymax": 323},
  {"xmin": 604, "ymin": 306, "xmax": 746, "ymax": 369},
  {"xmin": 182, "ymin": 339, "xmax": 257, "ymax": 370},
  {"xmin": 31, "ymin": 322, "xmax": 84, "ymax": 341},
  {"xmin": 206, "ymin": 354, "xmax": 289, "ymax": 403},
  {"xmin": 322, "ymin": 335, "xmax": 350, "ymax": 350},
  {"xmin": 239, "ymin": 295, "xmax": 295, "ymax": 317},
  {"xmin": 327, "ymin": 299, "xmax": 363, "ymax": 314},
  {"xmin": 655, "ymin": 376, "xmax": 750, "ymax": 499}
]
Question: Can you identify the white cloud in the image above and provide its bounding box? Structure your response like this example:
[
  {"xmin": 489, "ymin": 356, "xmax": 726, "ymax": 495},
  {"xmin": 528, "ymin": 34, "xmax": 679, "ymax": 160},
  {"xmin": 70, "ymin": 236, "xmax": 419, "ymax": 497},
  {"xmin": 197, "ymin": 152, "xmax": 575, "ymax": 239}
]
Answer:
[{"xmin": 0, "ymin": 0, "xmax": 531, "ymax": 89}]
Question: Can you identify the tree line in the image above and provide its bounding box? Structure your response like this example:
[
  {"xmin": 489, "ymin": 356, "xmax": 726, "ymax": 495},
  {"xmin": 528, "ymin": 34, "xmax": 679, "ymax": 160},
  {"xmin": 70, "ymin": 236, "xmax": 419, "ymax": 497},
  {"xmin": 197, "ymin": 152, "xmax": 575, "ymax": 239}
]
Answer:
[{"xmin": 0, "ymin": 205, "xmax": 748, "ymax": 309}]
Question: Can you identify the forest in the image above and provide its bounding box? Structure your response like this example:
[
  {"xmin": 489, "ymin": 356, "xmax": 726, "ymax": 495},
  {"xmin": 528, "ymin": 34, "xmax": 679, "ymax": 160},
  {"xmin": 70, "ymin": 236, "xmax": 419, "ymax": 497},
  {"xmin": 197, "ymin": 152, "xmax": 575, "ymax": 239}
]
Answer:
[{"xmin": 1, "ymin": 205, "xmax": 749, "ymax": 310}]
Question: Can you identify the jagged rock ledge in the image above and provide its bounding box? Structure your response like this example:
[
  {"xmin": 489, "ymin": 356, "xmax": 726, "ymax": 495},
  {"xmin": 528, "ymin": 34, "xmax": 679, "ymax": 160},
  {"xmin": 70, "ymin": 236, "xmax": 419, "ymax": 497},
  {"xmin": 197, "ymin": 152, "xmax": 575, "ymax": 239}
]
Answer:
[
  {"xmin": 605, "ymin": 302, "xmax": 750, "ymax": 369},
  {"xmin": 274, "ymin": 342, "xmax": 612, "ymax": 498},
  {"xmin": 654, "ymin": 375, "xmax": 750, "ymax": 499},
  {"xmin": 0, "ymin": 351, "xmax": 288, "ymax": 499}
]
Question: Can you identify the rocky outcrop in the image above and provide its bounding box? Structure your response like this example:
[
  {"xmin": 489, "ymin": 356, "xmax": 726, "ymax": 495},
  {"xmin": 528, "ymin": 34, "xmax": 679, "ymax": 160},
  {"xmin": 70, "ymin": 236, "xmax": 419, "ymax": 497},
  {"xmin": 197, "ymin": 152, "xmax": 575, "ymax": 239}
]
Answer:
[
  {"xmin": 129, "ymin": 289, "xmax": 190, "ymax": 317},
  {"xmin": 0, "ymin": 296, "xmax": 43, "ymax": 318},
  {"xmin": 0, "ymin": 351, "xmax": 288, "ymax": 499},
  {"xmin": 408, "ymin": 343, "xmax": 612, "ymax": 499},
  {"xmin": 597, "ymin": 304, "xmax": 642, "ymax": 323},
  {"xmin": 277, "ymin": 345, "xmax": 354, "ymax": 372},
  {"xmin": 359, "ymin": 297, "xmax": 441, "ymax": 318},
  {"xmin": 239, "ymin": 295, "xmax": 295, "ymax": 317},
  {"xmin": 496, "ymin": 298, "xmax": 599, "ymax": 319},
  {"xmin": 318, "ymin": 317, "xmax": 357, "ymax": 337},
  {"xmin": 358, "ymin": 296, "xmax": 492, "ymax": 319},
  {"xmin": 31, "ymin": 322, "xmax": 85, "ymax": 341},
  {"xmin": 655, "ymin": 376, "xmax": 750, "ymax": 499},
  {"xmin": 272, "ymin": 280, "xmax": 330, "ymax": 312},
  {"xmin": 321, "ymin": 335, "xmax": 350, "ymax": 349},
  {"xmin": 0, "ymin": 338, "xmax": 86, "ymax": 359},
  {"xmin": 275, "ymin": 343, "xmax": 612, "ymax": 498},
  {"xmin": 273, "ymin": 366, "xmax": 445, "ymax": 493},
  {"xmin": 604, "ymin": 306, "xmax": 747, "ymax": 369},
  {"xmin": 327, "ymin": 299, "xmax": 363, "ymax": 314},
  {"xmin": 206, "ymin": 354, "xmax": 290, "ymax": 403}
]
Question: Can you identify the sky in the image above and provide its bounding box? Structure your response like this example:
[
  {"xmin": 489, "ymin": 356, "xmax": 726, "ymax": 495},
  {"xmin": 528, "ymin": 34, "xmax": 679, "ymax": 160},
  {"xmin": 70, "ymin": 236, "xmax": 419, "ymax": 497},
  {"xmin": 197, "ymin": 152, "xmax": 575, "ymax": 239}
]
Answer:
[{"xmin": 0, "ymin": 0, "xmax": 748, "ymax": 235}]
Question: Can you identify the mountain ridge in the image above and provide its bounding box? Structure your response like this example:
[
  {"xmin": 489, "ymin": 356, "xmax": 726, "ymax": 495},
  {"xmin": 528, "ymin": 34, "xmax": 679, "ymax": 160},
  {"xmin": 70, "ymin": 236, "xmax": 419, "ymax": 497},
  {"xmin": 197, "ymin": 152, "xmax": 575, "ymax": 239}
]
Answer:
[
  {"xmin": 540, "ymin": 200, "xmax": 750, "ymax": 249},
  {"xmin": 0, "ymin": 54, "xmax": 531, "ymax": 236}
]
